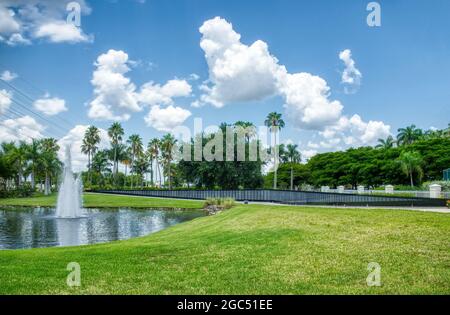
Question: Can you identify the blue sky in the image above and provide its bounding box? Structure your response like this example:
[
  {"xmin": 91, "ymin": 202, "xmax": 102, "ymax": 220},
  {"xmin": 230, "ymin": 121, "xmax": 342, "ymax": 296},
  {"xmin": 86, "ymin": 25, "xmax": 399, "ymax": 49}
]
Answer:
[{"xmin": 1, "ymin": 0, "xmax": 449, "ymax": 167}]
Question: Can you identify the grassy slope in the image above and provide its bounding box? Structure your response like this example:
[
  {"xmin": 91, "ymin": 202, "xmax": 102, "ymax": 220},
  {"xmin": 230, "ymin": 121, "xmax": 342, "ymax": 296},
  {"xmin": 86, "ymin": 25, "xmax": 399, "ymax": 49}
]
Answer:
[
  {"xmin": 0, "ymin": 194, "xmax": 449, "ymax": 294},
  {"xmin": 0, "ymin": 193, "xmax": 203, "ymax": 209}
]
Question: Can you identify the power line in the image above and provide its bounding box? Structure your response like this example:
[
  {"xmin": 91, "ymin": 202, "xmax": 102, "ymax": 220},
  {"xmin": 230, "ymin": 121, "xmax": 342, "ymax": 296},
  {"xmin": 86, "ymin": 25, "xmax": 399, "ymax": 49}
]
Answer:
[
  {"xmin": 0, "ymin": 74, "xmax": 76, "ymax": 129},
  {"xmin": 0, "ymin": 82, "xmax": 70, "ymax": 136}
]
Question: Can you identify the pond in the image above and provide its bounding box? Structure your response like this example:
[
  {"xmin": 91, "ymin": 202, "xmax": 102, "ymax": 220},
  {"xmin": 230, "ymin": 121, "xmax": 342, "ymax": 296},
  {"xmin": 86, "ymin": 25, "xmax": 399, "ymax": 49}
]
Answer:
[{"xmin": 0, "ymin": 207, "xmax": 206, "ymax": 249}]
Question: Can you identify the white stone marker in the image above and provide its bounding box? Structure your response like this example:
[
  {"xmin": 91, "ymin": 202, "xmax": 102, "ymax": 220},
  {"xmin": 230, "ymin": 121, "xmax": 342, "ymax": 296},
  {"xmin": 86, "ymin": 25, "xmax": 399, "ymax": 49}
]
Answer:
[
  {"xmin": 429, "ymin": 184, "xmax": 442, "ymax": 199},
  {"xmin": 385, "ymin": 185, "xmax": 394, "ymax": 194},
  {"xmin": 337, "ymin": 186, "xmax": 345, "ymax": 193},
  {"xmin": 321, "ymin": 186, "xmax": 330, "ymax": 193},
  {"xmin": 357, "ymin": 185, "xmax": 365, "ymax": 194}
]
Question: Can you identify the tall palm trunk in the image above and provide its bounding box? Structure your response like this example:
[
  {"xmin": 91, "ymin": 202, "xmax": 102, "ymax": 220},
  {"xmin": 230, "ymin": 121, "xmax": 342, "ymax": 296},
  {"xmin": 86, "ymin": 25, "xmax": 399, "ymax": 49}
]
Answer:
[
  {"xmin": 130, "ymin": 154, "xmax": 134, "ymax": 189},
  {"xmin": 31, "ymin": 169, "xmax": 35, "ymax": 190},
  {"xmin": 157, "ymin": 162, "xmax": 162, "ymax": 186},
  {"xmin": 150, "ymin": 158, "xmax": 154, "ymax": 186},
  {"xmin": 168, "ymin": 162, "xmax": 172, "ymax": 189},
  {"xmin": 88, "ymin": 151, "xmax": 91, "ymax": 184},
  {"xmin": 44, "ymin": 171, "xmax": 50, "ymax": 195},
  {"xmin": 410, "ymin": 171, "xmax": 414, "ymax": 187},
  {"xmin": 273, "ymin": 131, "xmax": 278, "ymax": 190},
  {"xmin": 290, "ymin": 166, "xmax": 294, "ymax": 190}
]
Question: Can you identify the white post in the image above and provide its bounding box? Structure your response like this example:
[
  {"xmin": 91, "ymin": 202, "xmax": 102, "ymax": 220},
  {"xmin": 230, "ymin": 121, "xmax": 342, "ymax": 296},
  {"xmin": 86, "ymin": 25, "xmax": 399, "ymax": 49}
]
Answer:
[
  {"xmin": 337, "ymin": 185, "xmax": 345, "ymax": 193},
  {"xmin": 429, "ymin": 184, "xmax": 442, "ymax": 199},
  {"xmin": 321, "ymin": 186, "xmax": 330, "ymax": 193},
  {"xmin": 385, "ymin": 185, "xmax": 394, "ymax": 194},
  {"xmin": 357, "ymin": 185, "xmax": 365, "ymax": 194}
]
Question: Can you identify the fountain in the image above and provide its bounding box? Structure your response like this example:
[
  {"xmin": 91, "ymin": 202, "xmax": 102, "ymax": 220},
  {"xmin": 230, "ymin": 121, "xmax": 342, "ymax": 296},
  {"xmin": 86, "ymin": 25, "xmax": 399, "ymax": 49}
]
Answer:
[{"xmin": 56, "ymin": 146, "xmax": 83, "ymax": 218}]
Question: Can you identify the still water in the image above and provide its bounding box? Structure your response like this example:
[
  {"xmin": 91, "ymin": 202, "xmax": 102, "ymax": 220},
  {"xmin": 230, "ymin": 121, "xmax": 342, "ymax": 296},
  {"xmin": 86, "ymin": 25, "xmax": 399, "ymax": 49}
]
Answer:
[{"xmin": 0, "ymin": 207, "xmax": 205, "ymax": 249}]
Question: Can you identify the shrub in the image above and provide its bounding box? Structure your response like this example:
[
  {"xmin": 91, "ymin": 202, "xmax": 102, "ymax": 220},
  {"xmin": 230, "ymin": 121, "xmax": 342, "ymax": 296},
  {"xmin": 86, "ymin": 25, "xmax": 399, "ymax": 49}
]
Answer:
[
  {"xmin": 203, "ymin": 197, "xmax": 236, "ymax": 209},
  {"xmin": 422, "ymin": 181, "xmax": 450, "ymax": 192}
]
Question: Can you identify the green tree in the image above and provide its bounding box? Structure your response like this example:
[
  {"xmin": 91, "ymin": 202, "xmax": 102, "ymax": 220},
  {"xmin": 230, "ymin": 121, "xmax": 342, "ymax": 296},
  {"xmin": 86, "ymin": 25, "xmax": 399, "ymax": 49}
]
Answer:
[
  {"xmin": 127, "ymin": 134, "xmax": 143, "ymax": 188},
  {"xmin": 376, "ymin": 135, "xmax": 395, "ymax": 149},
  {"xmin": 148, "ymin": 138, "xmax": 162, "ymax": 186},
  {"xmin": 107, "ymin": 122, "xmax": 124, "ymax": 178},
  {"xmin": 26, "ymin": 139, "xmax": 41, "ymax": 189},
  {"xmin": 398, "ymin": 151, "xmax": 424, "ymax": 187},
  {"xmin": 283, "ymin": 143, "xmax": 301, "ymax": 190},
  {"xmin": 397, "ymin": 125, "xmax": 423, "ymax": 146},
  {"xmin": 39, "ymin": 138, "xmax": 60, "ymax": 195},
  {"xmin": 264, "ymin": 112, "xmax": 285, "ymax": 189},
  {"xmin": 161, "ymin": 134, "xmax": 177, "ymax": 189},
  {"xmin": 81, "ymin": 125, "xmax": 101, "ymax": 185}
]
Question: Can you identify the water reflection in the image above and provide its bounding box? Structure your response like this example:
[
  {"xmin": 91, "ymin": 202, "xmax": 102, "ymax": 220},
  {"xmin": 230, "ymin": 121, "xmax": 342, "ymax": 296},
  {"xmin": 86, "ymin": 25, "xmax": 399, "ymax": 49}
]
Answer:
[{"xmin": 0, "ymin": 207, "xmax": 205, "ymax": 249}]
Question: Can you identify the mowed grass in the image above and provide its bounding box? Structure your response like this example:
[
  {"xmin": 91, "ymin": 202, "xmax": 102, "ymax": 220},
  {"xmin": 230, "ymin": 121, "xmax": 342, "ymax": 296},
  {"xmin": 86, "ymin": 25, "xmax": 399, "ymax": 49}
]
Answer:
[
  {"xmin": 0, "ymin": 194, "xmax": 449, "ymax": 294},
  {"xmin": 0, "ymin": 192, "xmax": 203, "ymax": 209}
]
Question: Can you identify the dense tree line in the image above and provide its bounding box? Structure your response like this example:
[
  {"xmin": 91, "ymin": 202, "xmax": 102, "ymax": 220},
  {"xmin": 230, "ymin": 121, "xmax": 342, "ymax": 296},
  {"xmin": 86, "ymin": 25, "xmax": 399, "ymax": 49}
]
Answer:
[
  {"xmin": 265, "ymin": 124, "xmax": 450, "ymax": 189},
  {"xmin": 0, "ymin": 139, "xmax": 60, "ymax": 197},
  {"xmin": 1, "ymin": 119, "xmax": 448, "ymax": 195}
]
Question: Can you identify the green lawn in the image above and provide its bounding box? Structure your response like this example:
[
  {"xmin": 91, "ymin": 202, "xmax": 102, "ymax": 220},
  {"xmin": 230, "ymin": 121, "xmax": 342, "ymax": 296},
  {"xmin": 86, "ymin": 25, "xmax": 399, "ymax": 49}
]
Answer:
[
  {"xmin": 0, "ymin": 192, "xmax": 203, "ymax": 209},
  {"xmin": 0, "ymin": 194, "xmax": 449, "ymax": 294}
]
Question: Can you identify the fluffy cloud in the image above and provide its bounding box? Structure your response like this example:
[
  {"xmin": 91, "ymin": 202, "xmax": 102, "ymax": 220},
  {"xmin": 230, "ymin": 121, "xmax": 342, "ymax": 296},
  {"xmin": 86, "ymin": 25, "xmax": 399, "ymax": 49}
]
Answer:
[
  {"xmin": 0, "ymin": 115, "xmax": 45, "ymax": 143},
  {"xmin": 0, "ymin": 1, "xmax": 92, "ymax": 46},
  {"xmin": 339, "ymin": 49, "xmax": 362, "ymax": 94},
  {"xmin": 138, "ymin": 79, "xmax": 192, "ymax": 106},
  {"xmin": 57, "ymin": 125, "xmax": 110, "ymax": 172},
  {"xmin": 0, "ymin": 70, "xmax": 18, "ymax": 81},
  {"xmin": 197, "ymin": 17, "xmax": 281, "ymax": 107},
  {"xmin": 144, "ymin": 105, "xmax": 192, "ymax": 132},
  {"xmin": 4, "ymin": 33, "xmax": 31, "ymax": 46},
  {"xmin": 34, "ymin": 21, "xmax": 92, "ymax": 43},
  {"xmin": 33, "ymin": 95, "xmax": 67, "ymax": 115},
  {"xmin": 309, "ymin": 114, "xmax": 391, "ymax": 150},
  {"xmin": 0, "ymin": 5, "xmax": 20, "ymax": 35},
  {"xmin": 196, "ymin": 17, "xmax": 389, "ymax": 149},
  {"xmin": 88, "ymin": 49, "xmax": 193, "ymax": 131},
  {"xmin": 88, "ymin": 49, "xmax": 141, "ymax": 121},
  {"xmin": 0, "ymin": 89, "xmax": 12, "ymax": 114},
  {"xmin": 196, "ymin": 17, "xmax": 344, "ymax": 129},
  {"xmin": 278, "ymin": 72, "xmax": 343, "ymax": 130}
]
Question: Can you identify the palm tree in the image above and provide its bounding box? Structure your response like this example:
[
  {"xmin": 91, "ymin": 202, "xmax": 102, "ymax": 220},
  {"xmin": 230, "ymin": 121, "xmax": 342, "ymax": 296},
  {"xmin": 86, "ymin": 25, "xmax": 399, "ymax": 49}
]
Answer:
[
  {"xmin": 148, "ymin": 138, "xmax": 162, "ymax": 186},
  {"xmin": 39, "ymin": 138, "xmax": 60, "ymax": 195},
  {"xmin": 6, "ymin": 141, "xmax": 29, "ymax": 186},
  {"xmin": 127, "ymin": 134, "xmax": 143, "ymax": 188},
  {"xmin": 81, "ymin": 125, "xmax": 101, "ymax": 185},
  {"xmin": 284, "ymin": 143, "xmax": 301, "ymax": 190},
  {"xmin": 376, "ymin": 136, "xmax": 395, "ymax": 149},
  {"xmin": 264, "ymin": 112, "xmax": 285, "ymax": 189},
  {"xmin": 397, "ymin": 125, "xmax": 423, "ymax": 146},
  {"xmin": 132, "ymin": 155, "xmax": 149, "ymax": 189},
  {"xmin": 121, "ymin": 149, "xmax": 132, "ymax": 186},
  {"xmin": 234, "ymin": 121, "xmax": 256, "ymax": 143},
  {"xmin": 26, "ymin": 139, "xmax": 41, "ymax": 189},
  {"xmin": 161, "ymin": 134, "xmax": 177, "ymax": 189},
  {"xmin": 107, "ymin": 122, "xmax": 124, "ymax": 178},
  {"xmin": 398, "ymin": 151, "xmax": 423, "ymax": 187}
]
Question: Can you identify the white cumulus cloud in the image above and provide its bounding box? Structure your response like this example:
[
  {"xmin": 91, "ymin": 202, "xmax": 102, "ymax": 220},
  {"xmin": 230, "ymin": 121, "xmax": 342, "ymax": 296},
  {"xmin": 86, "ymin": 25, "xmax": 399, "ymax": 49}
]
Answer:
[
  {"xmin": 196, "ymin": 17, "xmax": 389, "ymax": 150},
  {"xmin": 0, "ymin": 115, "xmax": 45, "ymax": 143},
  {"xmin": 144, "ymin": 105, "xmax": 192, "ymax": 132},
  {"xmin": 33, "ymin": 95, "xmax": 67, "ymax": 115},
  {"xmin": 0, "ymin": 89, "xmax": 12, "ymax": 114},
  {"xmin": 34, "ymin": 21, "xmax": 92, "ymax": 43},
  {"xmin": 138, "ymin": 79, "xmax": 192, "ymax": 106},
  {"xmin": 339, "ymin": 49, "xmax": 362, "ymax": 94},
  {"xmin": 88, "ymin": 49, "xmax": 141, "ymax": 121},
  {"xmin": 197, "ymin": 17, "xmax": 281, "ymax": 108},
  {"xmin": 0, "ymin": 0, "xmax": 92, "ymax": 46},
  {"xmin": 0, "ymin": 70, "xmax": 18, "ymax": 81}
]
